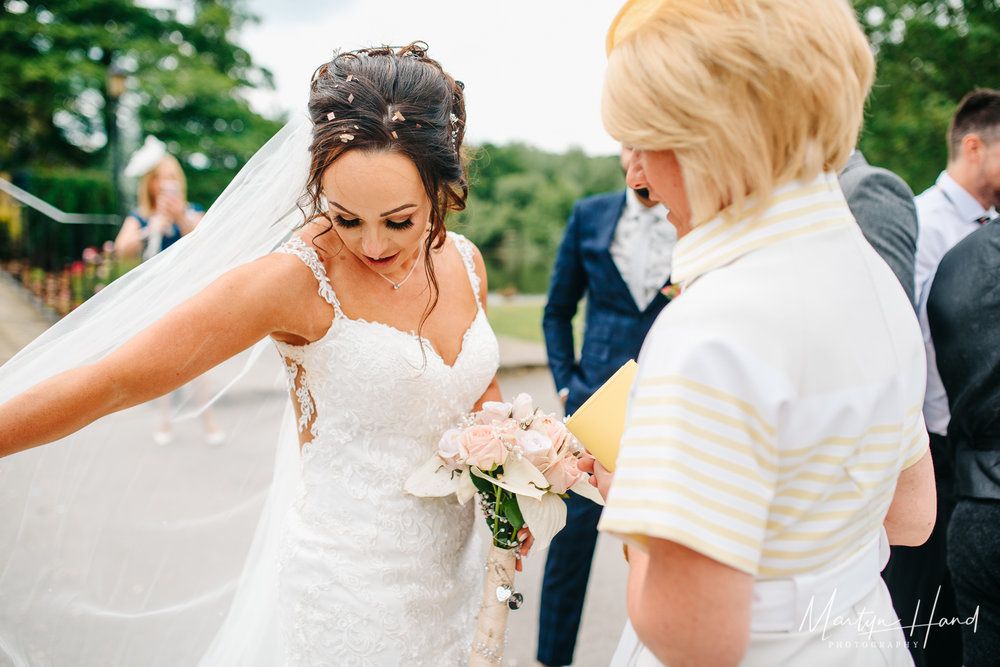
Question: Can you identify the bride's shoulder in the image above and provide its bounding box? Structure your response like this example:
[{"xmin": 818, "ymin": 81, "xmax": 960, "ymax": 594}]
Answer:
[{"xmin": 445, "ymin": 231, "xmax": 486, "ymax": 271}]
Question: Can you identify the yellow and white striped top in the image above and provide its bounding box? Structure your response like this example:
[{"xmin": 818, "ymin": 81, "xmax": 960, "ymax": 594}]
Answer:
[{"xmin": 599, "ymin": 172, "xmax": 928, "ymax": 577}]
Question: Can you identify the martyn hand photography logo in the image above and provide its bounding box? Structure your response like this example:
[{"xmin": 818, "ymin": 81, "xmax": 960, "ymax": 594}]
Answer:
[{"xmin": 799, "ymin": 587, "xmax": 978, "ymax": 650}]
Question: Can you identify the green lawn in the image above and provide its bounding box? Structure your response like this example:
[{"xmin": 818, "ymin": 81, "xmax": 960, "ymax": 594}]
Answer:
[{"xmin": 486, "ymin": 300, "xmax": 584, "ymax": 345}]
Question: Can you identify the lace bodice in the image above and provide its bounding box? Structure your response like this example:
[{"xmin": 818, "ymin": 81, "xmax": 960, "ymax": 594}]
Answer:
[{"xmin": 270, "ymin": 232, "xmax": 499, "ymax": 665}]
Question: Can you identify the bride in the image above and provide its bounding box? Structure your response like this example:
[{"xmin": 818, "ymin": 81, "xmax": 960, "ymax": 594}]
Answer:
[{"xmin": 0, "ymin": 43, "xmax": 527, "ymax": 665}]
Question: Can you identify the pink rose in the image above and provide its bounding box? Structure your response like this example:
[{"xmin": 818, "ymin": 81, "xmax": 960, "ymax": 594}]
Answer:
[
  {"xmin": 459, "ymin": 424, "xmax": 508, "ymax": 471},
  {"xmin": 543, "ymin": 455, "xmax": 583, "ymax": 494},
  {"xmin": 437, "ymin": 428, "xmax": 465, "ymax": 470},
  {"xmin": 476, "ymin": 401, "xmax": 512, "ymax": 425}
]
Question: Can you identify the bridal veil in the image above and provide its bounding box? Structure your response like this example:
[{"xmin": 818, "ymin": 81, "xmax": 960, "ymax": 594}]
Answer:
[{"xmin": 0, "ymin": 113, "xmax": 315, "ymax": 666}]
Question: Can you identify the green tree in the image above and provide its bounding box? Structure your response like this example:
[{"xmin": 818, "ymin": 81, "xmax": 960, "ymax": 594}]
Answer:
[
  {"xmin": 0, "ymin": 0, "xmax": 282, "ymax": 209},
  {"xmin": 853, "ymin": 0, "xmax": 1000, "ymax": 193},
  {"xmin": 457, "ymin": 143, "xmax": 623, "ymax": 293}
]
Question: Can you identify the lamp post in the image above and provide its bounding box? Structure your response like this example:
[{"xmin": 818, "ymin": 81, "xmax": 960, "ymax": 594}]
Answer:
[{"xmin": 106, "ymin": 63, "xmax": 127, "ymax": 221}]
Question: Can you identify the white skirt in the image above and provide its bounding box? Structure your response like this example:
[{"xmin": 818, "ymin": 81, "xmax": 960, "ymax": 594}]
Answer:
[{"xmin": 610, "ymin": 580, "xmax": 914, "ymax": 667}]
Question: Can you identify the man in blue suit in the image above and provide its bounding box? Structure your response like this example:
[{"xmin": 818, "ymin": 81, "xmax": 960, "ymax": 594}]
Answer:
[{"xmin": 537, "ymin": 148, "xmax": 678, "ymax": 667}]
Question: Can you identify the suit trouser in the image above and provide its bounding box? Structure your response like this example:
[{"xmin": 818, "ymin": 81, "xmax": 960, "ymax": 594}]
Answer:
[
  {"xmin": 948, "ymin": 497, "xmax": 1000, "ymax": 667},
  {"xmin": 881, "ymin": 432, "xmax": 963, "ymax": 667},
  {"xmin": 536, "ymin": 491, "xmax": 603, "ymax": 666}
]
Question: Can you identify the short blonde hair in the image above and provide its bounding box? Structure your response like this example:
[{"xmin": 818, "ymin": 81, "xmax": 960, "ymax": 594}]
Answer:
[
  {"xmin": 136, "ymin": 154, "xmax": 187, "ymax": 218},
  {"xmin": 603, "ymin": 0, "xmax": 874, "ymax": 226}
]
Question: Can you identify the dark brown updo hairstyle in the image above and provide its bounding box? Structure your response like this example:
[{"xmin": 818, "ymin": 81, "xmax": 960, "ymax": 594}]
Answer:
[{"xmin": 301, "ymin": 41, "xmax": 468, "ymax": 325}]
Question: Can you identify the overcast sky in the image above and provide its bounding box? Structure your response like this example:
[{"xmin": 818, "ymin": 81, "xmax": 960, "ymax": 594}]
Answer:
[{"xmin": 239, "ymin": 0, "xmax": 625, "ymax": 156}]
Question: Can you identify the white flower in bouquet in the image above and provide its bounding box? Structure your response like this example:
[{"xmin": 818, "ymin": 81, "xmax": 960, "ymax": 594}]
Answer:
[
  {"xmin": 511, "ymin": 393, "xmax": 535, "ymax": 422},
  {"xmin": 476, "ymin": 400, "xmax": 514, "ymax": 425},
  {"xmin": 515, "ymin": 429, "xmax": 556, "ymax": 471},
  {"xmin": 437, "ymin": 428, "xmax": 465, "ymax": 471}
]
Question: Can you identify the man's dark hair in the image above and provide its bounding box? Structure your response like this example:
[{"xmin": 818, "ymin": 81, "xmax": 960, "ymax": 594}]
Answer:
[{"xmin": 948, "ymin": 88, "xmax": 1000, "ymax": 161}]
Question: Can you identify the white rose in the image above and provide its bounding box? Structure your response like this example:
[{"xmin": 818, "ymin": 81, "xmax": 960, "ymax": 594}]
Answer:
[
  {"xmin": 517, "ymin": 429, "xmax": 556, "ymax": 471},
  {"xmin": 437, "ymin": 428, "xmax": 465, "ymax": 470},
  {"xmin": 477, "ymin": 401, "xmax": 512, "ymax": 425},
  {"xmin": 511, "ymin": 393, "xmax": 535, "ymax": 422}
]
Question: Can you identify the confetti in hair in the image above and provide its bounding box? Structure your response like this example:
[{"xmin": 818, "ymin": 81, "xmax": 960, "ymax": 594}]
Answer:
[{"xmin": 348, "ymin": 93, "xmax": 354, "ymax": 103}]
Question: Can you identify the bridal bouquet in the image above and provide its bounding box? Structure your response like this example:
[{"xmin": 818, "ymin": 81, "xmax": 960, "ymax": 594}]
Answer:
[{"xmin": 404, "ymin": 393, "xmax": 602, "ymax": 665}]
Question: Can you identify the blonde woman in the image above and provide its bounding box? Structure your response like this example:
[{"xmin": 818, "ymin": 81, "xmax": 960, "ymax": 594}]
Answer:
[
  {"xmin": 114, "ymin": 139, "xmax": 204, "ymax": 260},
  {"xmin": 585, "ymin": 1, "xmax": 936, "ymax": 665}
]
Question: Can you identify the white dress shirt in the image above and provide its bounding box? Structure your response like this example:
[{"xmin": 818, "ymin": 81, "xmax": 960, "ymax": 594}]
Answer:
[
  {"xmin": 914, "ymin": 170, "xmax": 997, "ymax": 435},
  {"xmin": 609, "ymin": 189, "xmax": 676, "ymax": 310}
]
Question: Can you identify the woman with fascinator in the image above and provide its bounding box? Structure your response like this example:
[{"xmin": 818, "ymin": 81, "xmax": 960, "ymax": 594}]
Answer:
[
  {"xmin": 113, "ymin": 137, "xmax": 225, "ymax": 446},
  {"xmin": 114, "ymin": 136, "xmax": 205, "ymax": 262},
  {"xmin": 582, "ymin": 1, "xmax": 936, "ymax": 665},
  {"xmin": 0, "ymin": 43, "xmax": 528, "ymax": 665}
]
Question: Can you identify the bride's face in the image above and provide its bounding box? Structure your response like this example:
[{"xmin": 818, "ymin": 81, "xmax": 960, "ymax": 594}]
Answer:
[{"xmin": 321, "ymin": 149, "xmax": 431, "ymax": 278}]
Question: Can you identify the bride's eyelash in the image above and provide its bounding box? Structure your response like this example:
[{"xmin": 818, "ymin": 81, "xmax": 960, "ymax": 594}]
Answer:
[
  {"xmin": 333, "ymin": 215, "xmax": 360, "ymax": 228},
  {"xmin": 332, "ymin": 215, "xmax": 414, "ymax": 231}
]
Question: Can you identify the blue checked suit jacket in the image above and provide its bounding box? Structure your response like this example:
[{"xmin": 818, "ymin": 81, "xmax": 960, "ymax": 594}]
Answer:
[{"xmin": 543, "ymin": 191, "xmax": 673, "ymax": 415}]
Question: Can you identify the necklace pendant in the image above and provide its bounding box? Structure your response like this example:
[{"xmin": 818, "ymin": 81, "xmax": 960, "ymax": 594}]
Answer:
[{"xmin": 392, "ymin": 283, "xmax": 400, "ymax": 290}]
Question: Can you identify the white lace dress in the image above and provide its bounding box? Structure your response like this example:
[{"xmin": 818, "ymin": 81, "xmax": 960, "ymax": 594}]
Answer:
[{"xmin": 271, "ymin": 232, "xmax": 499, "ymax": 666}]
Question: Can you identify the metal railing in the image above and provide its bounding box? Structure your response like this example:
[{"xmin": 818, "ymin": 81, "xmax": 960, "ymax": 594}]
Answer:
[{"xmin": 0, "ymin": 176, "xmax": 120, "ymax": 225}]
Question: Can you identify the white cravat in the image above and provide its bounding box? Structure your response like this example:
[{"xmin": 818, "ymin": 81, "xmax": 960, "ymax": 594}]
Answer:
[{"xmin": 610, "ymin": 189, "xmax": 676, "ymax": 310}]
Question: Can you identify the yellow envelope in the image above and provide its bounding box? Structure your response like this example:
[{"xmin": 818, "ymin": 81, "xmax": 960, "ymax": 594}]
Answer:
[{"xmin": 565, "ymin": 360, "xmax": 637, "ymax": 472}]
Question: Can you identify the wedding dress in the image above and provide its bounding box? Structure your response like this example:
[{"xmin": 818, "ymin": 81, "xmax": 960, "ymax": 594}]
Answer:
[{"xmin": 269, "ymin": 232, "xmax": 498, "ymax": 665}]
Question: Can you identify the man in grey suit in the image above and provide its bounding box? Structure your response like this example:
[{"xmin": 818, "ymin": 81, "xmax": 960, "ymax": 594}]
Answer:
[{"xmin": 839, "ymin": 150, "xmax": 919, "ymax": 305}]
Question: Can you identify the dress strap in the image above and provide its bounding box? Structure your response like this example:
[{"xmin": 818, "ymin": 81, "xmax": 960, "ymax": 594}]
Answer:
[
  {"xmin": 276, "ymin": 237, "xmax": 343, "ymax": 315},
  {"xmin": 449, "ymin": 232, "xmax": 483, "ymax": 307}
]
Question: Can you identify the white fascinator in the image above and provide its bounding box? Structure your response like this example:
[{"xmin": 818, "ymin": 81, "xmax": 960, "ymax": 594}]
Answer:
[{"xmin": 124, "ymin": 135, "xmax": 168, "ymax": 178}]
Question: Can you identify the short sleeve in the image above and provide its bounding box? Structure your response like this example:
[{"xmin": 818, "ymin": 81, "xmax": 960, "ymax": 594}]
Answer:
[
  {"xmin": 901, "ymin": 408, "xmax": 930, "ymax": 469},
  {"xmin": 598, "ymin": 324, "xmax": 788, "ymax": 575}
]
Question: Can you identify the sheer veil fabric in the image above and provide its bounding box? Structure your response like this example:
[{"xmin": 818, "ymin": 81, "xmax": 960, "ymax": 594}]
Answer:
[{"xmin": 0, "ymin": 114, "xmax": 315, "ymax": 666}]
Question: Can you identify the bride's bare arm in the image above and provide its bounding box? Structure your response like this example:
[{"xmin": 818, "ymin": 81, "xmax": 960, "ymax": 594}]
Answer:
[{"xmin": 0, "ymin": 253, "xmax": 325, "ymax": 457}]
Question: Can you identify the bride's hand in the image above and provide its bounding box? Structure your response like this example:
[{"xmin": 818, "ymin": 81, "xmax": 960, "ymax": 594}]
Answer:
[{"xmin": 515, "ymin": 528, "xmax": 534, "ymax": 572}]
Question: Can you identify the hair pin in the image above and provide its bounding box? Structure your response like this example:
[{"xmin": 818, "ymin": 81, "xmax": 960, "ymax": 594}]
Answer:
[
  {"xmin": 391, "ymin": 110, "xmax": 406, "ymax": 122},
  {"xmin": 416, "ymin": 123, "xmax": 422, "ymax": 128},
  {"xmin": 340, "ymin": 133, "xmax": 355, "ymax": 143},
  {"xmin": 326, "ymin": 112, "xmax": 336, "ymax": 121},
  {"xmin": 391, "ymin": 131, "xmax": 398, "ymax": 139},
  {"xmin": 348, "ymin": 93, "xmax": 355, "ymax": 103},
  {"xmin": 346, "ymin": 74, "xmax": 354, "ymax": 82},
  {"xmin": 354, "ymin": 124, "xmax": 359, "ymax": 129}
]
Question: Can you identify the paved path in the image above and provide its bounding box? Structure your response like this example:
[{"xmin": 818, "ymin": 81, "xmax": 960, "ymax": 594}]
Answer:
[
  {"xmin": 0, "ymin": 279, "xmax": 628, "ymax": 667},
  {"xmin": 0, "ymin": 273, "xmax": 56, "ymax": 365}
]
